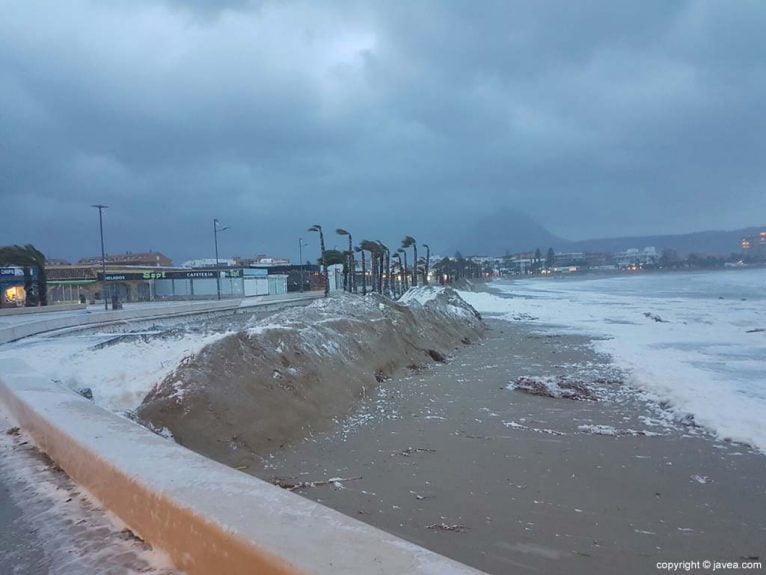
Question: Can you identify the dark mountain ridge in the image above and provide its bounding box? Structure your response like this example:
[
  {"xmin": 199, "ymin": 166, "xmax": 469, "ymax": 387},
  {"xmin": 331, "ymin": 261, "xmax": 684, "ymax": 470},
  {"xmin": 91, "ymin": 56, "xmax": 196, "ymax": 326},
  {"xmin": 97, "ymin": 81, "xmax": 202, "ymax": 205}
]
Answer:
[{"xmin": 447, "ymin": 210, "xmax": 761, "ymax": 257}]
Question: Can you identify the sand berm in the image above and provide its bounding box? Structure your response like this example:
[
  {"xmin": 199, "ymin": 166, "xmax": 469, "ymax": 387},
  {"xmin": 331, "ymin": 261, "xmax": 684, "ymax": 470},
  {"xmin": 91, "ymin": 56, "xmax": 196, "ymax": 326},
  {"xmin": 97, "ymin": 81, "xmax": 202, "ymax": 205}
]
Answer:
[{"xmin": 138, "ymin": 287, "xmax": 484, "ymax": 467}]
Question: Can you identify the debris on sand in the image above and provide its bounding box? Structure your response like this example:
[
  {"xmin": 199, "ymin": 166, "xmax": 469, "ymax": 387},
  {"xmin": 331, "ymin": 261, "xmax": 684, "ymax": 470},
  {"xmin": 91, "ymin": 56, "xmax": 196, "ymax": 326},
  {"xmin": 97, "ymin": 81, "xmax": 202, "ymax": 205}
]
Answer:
[
  {"xmin": 5, "ymin": 426, "xmax": 20, "ymax": 436},
  {"xmin": 643, "ymin": 312, "xmax": 668, "ymax": 323},
  {"xmin": 503, "ymin": 421, "xmax": 566, "ymax": 436},
  {"xmin": 398, "ymin": 447, "xmax": 436, "ymax": 456},
  {"xmin": 577, "ymin": 424, "xmax": 661, "ymax": 437},
  {"xmin": 510, "ymin": 376, "xmax": 597, "ymax": 401},
  {"xmin": 690, "ymin": 474, "xmax": 711, "ymax": 485},
  {"xmin": 270, "ymin": 476, "xmax": 362, "ymax": 491},
  {"xmin": 427, "ymin": 523, "xmax": 468, "ymax": 533}
]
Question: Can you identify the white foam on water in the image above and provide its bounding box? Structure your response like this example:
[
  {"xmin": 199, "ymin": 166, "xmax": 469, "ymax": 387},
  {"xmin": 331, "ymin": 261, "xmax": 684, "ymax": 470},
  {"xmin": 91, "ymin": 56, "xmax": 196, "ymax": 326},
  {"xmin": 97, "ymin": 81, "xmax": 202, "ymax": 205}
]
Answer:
[{"xmin": 460, "ymin": 268, "xmax": 766, "ymax": 452}]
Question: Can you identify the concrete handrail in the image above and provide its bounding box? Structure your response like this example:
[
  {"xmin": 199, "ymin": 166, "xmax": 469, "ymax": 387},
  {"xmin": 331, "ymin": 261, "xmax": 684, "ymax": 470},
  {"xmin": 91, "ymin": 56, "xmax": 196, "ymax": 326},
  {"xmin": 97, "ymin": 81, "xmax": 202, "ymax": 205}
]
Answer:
[{"xmin": 0, "ymin": 362, "xmax": 482, "ymax": 575}]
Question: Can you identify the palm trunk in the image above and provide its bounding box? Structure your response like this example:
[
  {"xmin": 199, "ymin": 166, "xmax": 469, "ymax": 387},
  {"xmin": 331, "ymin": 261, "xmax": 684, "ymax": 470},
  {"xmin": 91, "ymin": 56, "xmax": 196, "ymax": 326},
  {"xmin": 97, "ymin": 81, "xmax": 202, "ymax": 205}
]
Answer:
[
  {"xmin": 38, "ymin": 267, "xmax": 48, "ymax": 306},
  {"xmin": 23, "ymin": 266, "xmax": 33, "ymax": 306},
  {"xmin": 319, "ymin": 231, "xmax": 328, "ymax": 297},
  {"xmin": 424, "ymin": 247, "xmax": 430, "ymax": 285},
  {"xmin": 412, "ymin": 245, "xmax": 418, "ymax": 287},
  {"xmin": 371, "ymin": 251, "xmax": 378, "ymax": 293},
  {"xmin": 361, "ymin": 251, "xmax": 367, "ymax": 295},
  {"xmin": 348, "ymin": 236, "xmax": 355, "ymax": 294},
  {"xmin": 384, "ymin": 250, "xmax": 390, "ymax": 296},
  {"xmin": 378, "ymin": 252, "xmax": 384, "ymax": 294},
  {"xmin": 402, "ymin": 252, "xmax": 408, "ymax": 291}
]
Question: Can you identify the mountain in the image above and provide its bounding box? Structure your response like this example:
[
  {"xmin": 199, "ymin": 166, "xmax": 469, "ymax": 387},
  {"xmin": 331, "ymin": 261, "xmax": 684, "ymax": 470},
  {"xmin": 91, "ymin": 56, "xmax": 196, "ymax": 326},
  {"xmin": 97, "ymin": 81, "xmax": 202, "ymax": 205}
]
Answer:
[
  {"xmin": 569, "ymin": 227, "xmax": 763, "ymax": 256},
  {"xmin": 447, "ymin": 210, "xmax": 762, "ymax": 257},
  {"xmin": 447, "ymin": 210, "xmax": 568, "ymax": 256}
]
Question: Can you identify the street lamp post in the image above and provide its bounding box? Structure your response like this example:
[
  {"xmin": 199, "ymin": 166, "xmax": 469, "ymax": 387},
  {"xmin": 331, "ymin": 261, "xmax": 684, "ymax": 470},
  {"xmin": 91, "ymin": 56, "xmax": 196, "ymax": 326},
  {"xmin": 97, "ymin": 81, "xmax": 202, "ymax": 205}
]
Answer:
[
  {"xmin": 308, "ymin": 225, "xmax": 328, "ymax": 297},
  {"xmin": 298, "ymin": 237, "xmax": 308, "ymax": 292},
  {"xmin": 91, "ymin": 204, "xmax": 109, "ymax": 310},
  {"xmin": 213, "ymin": 218, "xmax": 229, "ymax": 301}
]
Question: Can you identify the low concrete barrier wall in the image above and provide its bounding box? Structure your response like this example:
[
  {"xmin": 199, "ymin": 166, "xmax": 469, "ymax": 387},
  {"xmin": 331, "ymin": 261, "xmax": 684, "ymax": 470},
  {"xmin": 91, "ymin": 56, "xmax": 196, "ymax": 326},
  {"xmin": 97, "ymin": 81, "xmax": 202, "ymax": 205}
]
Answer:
[
  {"xmin": 0, "ymin": 303, "xmax": 86, "ymax": 316},
  {"xmin": 0, "ymin": 362, "xmax": 481, "ymax": 575},
  {"xmin": 0, "ymin": 293, "xmax": 324, "ymax": 345},
  {"xmin": 0, "ymin": 300, "xmax": 240, "ymax": 345}
]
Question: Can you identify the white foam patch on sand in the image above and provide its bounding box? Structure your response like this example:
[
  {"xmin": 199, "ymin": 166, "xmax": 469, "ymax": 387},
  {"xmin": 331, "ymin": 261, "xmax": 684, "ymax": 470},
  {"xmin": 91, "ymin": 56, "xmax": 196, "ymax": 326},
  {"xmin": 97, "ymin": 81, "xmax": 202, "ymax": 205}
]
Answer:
[
  {"xmin": 398, "ymin": 286, "xmax": 444, "ymax": 306},
  {"xmin": 400, "ymin": 286, "xmax": 478, "ymax": 321},
  {"xmin": 459, "ymin": 269, "xmax": 766, "ymax": 452},
  {"xmin": 0, "ymin": 331, "xmax": 228, "ymax": 412}
]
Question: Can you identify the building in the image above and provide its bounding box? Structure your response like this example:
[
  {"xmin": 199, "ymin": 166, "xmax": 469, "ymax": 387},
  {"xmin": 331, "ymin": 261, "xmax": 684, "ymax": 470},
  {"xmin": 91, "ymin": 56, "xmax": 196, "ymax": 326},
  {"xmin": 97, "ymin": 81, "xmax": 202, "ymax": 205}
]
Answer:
[
  {"xmin": 741, "ymin": 231, "xmax": 766, "ymax": 261},
  {"xmin": 47, "ymin": 263, "xmax": 289, "ymax": 304},
  {"xmin": 0, "ymin": 267, "xmax": 31, "ymax": 308},
  {"xmin": 615, "ymin": 247, "xmax": 658, "ymax": 268},
  {"xmin": 181, "ymin": 258, "xmax": 237, "ymax": 269},
  {"xmin": 78, "ymin": 251, "xmax": 172, "ymax": 267}
]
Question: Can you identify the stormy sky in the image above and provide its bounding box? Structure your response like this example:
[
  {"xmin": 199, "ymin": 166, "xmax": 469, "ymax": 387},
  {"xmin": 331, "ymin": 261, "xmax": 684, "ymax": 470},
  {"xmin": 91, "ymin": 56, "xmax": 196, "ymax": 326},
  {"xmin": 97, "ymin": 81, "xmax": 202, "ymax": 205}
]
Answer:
[{"xmin": 2, "ymin": 1, "xmax": 764, "ymax": 263}]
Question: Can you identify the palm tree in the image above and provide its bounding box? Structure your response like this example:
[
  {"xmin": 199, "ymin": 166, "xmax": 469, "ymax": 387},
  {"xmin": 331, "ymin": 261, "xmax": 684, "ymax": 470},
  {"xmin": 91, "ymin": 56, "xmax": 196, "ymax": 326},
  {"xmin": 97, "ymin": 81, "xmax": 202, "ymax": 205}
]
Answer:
[
  {"xmin": 402, "ymin": 236, "xmax": 418, "ymax": 287},
  {"xmin": 354, "ymin": 246, "xmax": 367, "ymax": 295},
  {"xmin": 0, "ymin": 244, "xmax": 48, "ymax": 306},
  {"xmin": 360, "ymin": 240, "xmax": 380, "ymax": 293},
  {"xmin": 308, "ymin": 225, "xmax": 328, "ymax": 296},
  {"xmin": 376, "ymin": 241, "xmax": 391, "ymax": 297},
  {"xmin": 336, "ymin": 229, "xmax": 355, "ymax": 293},
  {"xmin": 422, "ymin": 243, "xmax": 430, "ymax": 284},
  {"xmin": 391, "ymin": 252, "xmax": 402, "ymax": 297},
  {"xmin": 397, "ymin": 248, "xmax": 409, "ymax": 291}
]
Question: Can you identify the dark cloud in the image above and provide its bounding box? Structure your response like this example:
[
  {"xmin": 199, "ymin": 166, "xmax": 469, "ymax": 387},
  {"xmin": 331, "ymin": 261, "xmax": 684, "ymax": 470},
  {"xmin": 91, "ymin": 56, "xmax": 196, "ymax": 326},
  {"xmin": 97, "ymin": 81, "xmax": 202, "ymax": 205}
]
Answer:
[{"xmin": 1, "ymin": 0, "xmax": 764, "ymax": 262}]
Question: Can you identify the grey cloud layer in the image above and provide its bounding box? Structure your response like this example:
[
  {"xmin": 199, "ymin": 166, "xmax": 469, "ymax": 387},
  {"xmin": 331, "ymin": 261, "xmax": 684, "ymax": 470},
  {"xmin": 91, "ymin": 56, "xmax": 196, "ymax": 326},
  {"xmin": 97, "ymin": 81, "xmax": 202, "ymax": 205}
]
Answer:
[{"xmin": 1, "ymin": 0, "xmax": 764, "ymax": 261}]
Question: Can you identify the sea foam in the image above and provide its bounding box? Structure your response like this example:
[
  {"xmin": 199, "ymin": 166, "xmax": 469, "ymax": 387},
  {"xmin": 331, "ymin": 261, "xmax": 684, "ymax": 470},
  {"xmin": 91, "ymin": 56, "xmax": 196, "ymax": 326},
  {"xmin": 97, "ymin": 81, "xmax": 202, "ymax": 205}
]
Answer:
[{"xmin": 460, "ymin": 268, "xmax": 766, "ymax": 453}]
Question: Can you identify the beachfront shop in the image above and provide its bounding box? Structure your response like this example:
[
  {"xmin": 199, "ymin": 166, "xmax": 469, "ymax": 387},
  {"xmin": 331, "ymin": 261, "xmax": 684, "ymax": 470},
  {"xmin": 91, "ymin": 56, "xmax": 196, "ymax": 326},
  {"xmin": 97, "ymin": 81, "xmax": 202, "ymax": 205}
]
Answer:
[
  {"xmin": 0, "ymin": 267, "xmax": 30, "ymax": 308},
  {"xmin": 97, "ymin": 268, "xmax": 288, "ymax": 301}
]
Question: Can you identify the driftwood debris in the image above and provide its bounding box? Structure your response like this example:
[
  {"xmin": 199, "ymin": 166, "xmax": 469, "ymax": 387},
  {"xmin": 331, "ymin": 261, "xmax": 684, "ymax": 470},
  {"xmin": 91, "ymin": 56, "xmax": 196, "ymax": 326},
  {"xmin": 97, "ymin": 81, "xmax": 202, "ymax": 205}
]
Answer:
[
  {"xmin": 513, "ymin": 376, "xmax": 596, "ymax": 401},
  {"xmin": 399, "ymin": 447, "xmax": 436, "ymax": 456},
  {"xmin": 270, "ymin": 476, "xmax": 362, "ymax": 491},
  {"xmin": 427, "ymin": 523, "xmax": 468, "ymax": 532}
]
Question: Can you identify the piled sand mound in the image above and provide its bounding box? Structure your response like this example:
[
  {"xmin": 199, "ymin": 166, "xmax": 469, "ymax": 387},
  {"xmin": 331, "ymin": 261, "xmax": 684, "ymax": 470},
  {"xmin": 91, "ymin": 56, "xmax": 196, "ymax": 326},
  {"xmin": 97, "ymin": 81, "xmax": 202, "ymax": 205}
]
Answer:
[{"xmin": 138, "ymin": 287, "xmax": 483, "ymax": 467}]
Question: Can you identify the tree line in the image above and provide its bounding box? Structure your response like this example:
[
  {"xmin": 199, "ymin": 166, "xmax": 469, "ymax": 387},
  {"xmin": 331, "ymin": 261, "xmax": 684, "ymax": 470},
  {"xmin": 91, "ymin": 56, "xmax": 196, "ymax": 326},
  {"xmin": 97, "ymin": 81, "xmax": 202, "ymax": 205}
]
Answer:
[{"xmin": 307, "ymin": 226, "xmax": 434, "ymax": 297}]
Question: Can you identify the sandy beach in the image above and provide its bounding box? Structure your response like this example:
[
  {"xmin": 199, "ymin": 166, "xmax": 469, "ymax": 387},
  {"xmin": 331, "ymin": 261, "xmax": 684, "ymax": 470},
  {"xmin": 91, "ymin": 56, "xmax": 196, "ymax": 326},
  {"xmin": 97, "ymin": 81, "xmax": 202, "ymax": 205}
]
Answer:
[{"xmin": 250, "ymin": 317, "xmax": 765, "ymax": 574}]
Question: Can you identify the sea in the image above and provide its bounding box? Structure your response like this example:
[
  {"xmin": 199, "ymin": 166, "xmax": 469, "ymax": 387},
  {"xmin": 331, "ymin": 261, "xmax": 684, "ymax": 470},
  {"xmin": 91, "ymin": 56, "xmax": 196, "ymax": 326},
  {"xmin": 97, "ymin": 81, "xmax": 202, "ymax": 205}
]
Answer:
[{"xmin": 460, "ymin": 267, "xmax": 766, "ymax": 452}]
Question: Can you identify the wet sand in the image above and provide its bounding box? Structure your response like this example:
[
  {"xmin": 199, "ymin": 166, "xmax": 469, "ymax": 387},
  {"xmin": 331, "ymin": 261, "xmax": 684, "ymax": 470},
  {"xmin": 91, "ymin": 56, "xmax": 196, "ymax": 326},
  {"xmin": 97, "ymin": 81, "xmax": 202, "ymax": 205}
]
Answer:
[{"xmin": 252, "ymin": 319, "xmax": 766, "ymax": 574}]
